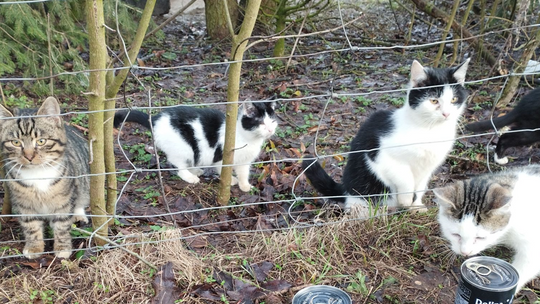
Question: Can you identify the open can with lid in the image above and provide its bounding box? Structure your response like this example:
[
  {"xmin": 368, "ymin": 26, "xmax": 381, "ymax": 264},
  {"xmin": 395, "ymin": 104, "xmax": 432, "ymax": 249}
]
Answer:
[
  {"xmin": 455, "ymin": 256, "xmax": 519, "ymax": 304},
  {"xmin": 292, "ymin": 285, "xmax": 352, "ymax": 304}
]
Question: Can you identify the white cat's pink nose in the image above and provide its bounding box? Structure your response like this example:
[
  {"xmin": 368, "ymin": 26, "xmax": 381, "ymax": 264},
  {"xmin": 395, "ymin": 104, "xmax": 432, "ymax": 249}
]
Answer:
[
  {"xmin": 460, "ymin": 249, "xmax": 473, "ymax": 256},
  {"xmin": 442, "ymin": 112, "xmax": 450, "ymax": 118}
]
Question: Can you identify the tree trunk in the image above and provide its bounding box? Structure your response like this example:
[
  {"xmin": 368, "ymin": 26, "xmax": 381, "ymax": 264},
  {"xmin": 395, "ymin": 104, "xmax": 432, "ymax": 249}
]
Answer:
[
  {"xmin": 272, "ymin": 0, "xmax": 287, "ymax": 57},
  {"xmin": 105, "ymin": 0, "xmax": 156, "ymax": 216},
  {"xmin": 217, "ymin": 0, "xmax": 262, "ymax": 205},
  {"xmin": 86, "ymin": 0, "xmax": 108, "ymax": 245},
  {"xmin": 204, "ymin": 0, "xmax": 239, "ymax": 40}
]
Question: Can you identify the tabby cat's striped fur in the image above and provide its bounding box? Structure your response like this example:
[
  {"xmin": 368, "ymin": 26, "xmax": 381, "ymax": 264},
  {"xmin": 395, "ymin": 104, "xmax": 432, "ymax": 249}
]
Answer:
[
  {"xmin": 0, "ymin": 97, "xmax": 90, "ymax": 259},
  {"xmin": 433, "ymin": 165, "xmax": 540, "ymax": 293}
]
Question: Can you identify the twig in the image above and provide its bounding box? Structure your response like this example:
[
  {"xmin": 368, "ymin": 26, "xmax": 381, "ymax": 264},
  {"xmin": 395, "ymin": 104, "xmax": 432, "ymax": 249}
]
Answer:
[{"xmin": 71, "ymin": 226, "xmax": 158, "ymax": 271}]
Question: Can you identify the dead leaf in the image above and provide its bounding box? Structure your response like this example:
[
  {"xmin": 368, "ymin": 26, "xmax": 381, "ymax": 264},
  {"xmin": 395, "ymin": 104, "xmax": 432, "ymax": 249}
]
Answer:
[
  {"xmin": 137, "ymin": 58, "xmax": 145, "ymax": 67},
  {"xmin": 151, "ymin": 262, "xmax": 181, "ymax": 304},
  {"xmin": 249, "ymin": 261, "xmax": 274, "ymax": 283},
  {"xmin": 260, "ymin": 279, "xmax": 292, "ymax": 292},
  {"xmin": 333, "ymin": 155, "xmax": 344, "ymax": 162}
]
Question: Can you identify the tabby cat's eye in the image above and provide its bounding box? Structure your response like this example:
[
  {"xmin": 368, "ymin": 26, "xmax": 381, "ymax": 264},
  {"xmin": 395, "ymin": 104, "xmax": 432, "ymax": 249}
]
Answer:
[
  {"xmin": 36, "ymin": 138, "xmax": 47, "ymax": 146},
  {"xmin": 451, "ymin": 97, "xmax": 458, "ymax": 103},
  {"xmin": 430, "ymin": 99, "xmax": 439, "ymax": 104},
  {"xmin": 11, "ymin": 140, "xmax": 22, "ymax": 147}
]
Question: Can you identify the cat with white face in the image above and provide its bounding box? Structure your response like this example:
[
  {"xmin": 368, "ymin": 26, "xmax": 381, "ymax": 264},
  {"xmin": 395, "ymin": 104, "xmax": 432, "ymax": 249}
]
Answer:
[
  {"xmin": 433, "ymin": 165, "xmax": 540, "ymax": 293},
  {"xmin": 303, "ymin": 59, "xmax": 470, "ymax": 210},
  {"xmin": 114, "ymin": 102, "xmax": 277, "ymax": 191}
]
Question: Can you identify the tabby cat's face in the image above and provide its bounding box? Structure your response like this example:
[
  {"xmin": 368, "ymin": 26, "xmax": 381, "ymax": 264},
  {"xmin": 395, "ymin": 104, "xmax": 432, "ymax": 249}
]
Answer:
[
  {"xmin": 0, "ymin": 98, "xmax": 66, "ymax": 168},
  {"xmin": 407, "ymin": 59, "xmax": 470, "ymax": 125},
  {"xmin": 433, "ymin": 179, "xmax": 512, "ymax": 257}
]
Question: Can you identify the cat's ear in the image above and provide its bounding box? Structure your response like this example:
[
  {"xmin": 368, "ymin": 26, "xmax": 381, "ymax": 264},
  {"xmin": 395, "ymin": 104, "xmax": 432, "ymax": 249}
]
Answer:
[
  {"xmin": 0, "ymin": 104, "xmax": 14, "ymax": 119},
  {"xmin": 37, "ymin": 97, "xmax": 62, "ymax": 126},
  {"xmin": 452, "ymin": 58, "xmax": 470, "ymax": 85},
  {"xmin": 487, "ymin": 183, "xmax": 512, "ymax": 211},
  {"xmin": 409, "ymin": 60, "xmax": 427, "ymax": 88},
  {"xmin": 242, "ymin": 102, "xmax": 258, "ymax": 117},
  {"xmin": 432, "ymin": 184, "xmax": 458, "ymax": 210}
]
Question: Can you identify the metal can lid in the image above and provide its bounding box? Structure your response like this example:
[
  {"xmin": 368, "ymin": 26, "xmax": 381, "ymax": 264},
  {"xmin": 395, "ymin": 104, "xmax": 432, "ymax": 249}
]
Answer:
[
  {"xmin": 292, "ymin": 285, "xmax": 352, "ymax": 304},
  {"xmin": 460, "ymin": 256, "xmax": 519, "ymax": 292}
]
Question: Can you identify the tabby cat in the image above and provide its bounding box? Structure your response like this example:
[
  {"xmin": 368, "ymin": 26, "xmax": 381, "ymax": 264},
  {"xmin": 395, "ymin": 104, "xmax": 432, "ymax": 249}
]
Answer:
[
  {"xmin": 114, "ymin": 102, "xmax": 277, "ymax": 191},
  {"xmin": 302, "ymin": 59, "xmax": 470, "ymax": 210},
  {"xmin": 433, "ymin": 165, "xmax": 540, "ymax": 293},
  {"xmin": 0, "ymin": 97, "xmax": 90, "ymax": 259},
  {"xmin": 466, "ymin": 87, "xmax": 540, "ymax": 164}
]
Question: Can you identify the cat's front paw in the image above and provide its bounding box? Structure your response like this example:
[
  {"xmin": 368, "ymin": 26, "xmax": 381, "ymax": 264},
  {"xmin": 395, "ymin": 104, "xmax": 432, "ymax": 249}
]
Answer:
[
  {"xmin": 55, "ymin": 250, "xmax": 72, "ymax": 259},
  {"xmin": 23, "ymin": 243, "xmax": 45, "ymax": 259},
  {"xmin": 238, "ymin": 182, "xmax": 252, "ymax": 192},
  {"xmin": 494, "ymin": 153, "xmax": 508, "ymax": 165},
  {"xmin": 408, "ymin": 204, "xmax": 429, "ymax": 213},
  {"xmin": 180, "ymin": 174, "xmax": 200, "ymax": 184},
  {"xmin": 230, "ymin": 176, "xmax": 238, "ymax": 186}
]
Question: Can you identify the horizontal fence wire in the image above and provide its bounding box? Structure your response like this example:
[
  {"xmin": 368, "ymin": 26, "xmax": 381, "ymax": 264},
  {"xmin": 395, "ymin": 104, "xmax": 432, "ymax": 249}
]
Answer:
[{"xmin": 0, "ymin": 0, "xmax": 539, "ymax": 260}]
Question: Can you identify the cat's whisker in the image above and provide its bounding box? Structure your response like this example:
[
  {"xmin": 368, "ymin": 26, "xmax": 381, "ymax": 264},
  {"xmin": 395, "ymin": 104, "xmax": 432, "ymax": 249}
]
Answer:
[{"xmin": 5, "ymin": 163, "xmax": 21, "ymax": 178}]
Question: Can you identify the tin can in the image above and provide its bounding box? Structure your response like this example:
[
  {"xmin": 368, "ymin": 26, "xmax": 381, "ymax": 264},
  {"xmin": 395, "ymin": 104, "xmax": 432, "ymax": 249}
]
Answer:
[
  {"xmin": 455, "ymin": 256, "xmax": 519, "ymax": 304},
  {"xmin": 292, "ymin": 285, "xmax": 352, "ymax": 304}
]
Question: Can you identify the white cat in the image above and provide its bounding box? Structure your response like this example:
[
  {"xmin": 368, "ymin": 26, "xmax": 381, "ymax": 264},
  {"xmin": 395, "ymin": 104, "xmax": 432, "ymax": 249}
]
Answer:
[
  {"xmin": 114, "ymin": 102, "xmax": 277, "ymax": 191},
  {"xmin": 433, "ymin": 165, "xmax": 540, "ymax": 293},
  {"xmin": 303, "ymin": 59, "xmax": 470, "ymax": 210}
]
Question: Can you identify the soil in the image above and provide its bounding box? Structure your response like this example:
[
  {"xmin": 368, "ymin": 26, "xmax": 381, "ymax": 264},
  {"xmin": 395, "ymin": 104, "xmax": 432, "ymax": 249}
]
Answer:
[{"xmin": 1, "ymin": 1, "xmax": 540, "ymax": 304}]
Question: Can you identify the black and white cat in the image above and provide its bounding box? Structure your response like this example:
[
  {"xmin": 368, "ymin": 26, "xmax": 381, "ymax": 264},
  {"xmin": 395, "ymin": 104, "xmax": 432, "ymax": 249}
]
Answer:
[
  {"xmin": 433, "ymin": 165, "xmax": 540, "ymax": 293},
  {"xmin": 114, "ymin": 102, "xmax": 277, "ymax": 191},
  {"xmin": 466, "ymin": 87, "xmax": 540, "ymax": 165},
  {"xmin": 302, "ymin": 59, "xmax": 470, "ymax": 210}
]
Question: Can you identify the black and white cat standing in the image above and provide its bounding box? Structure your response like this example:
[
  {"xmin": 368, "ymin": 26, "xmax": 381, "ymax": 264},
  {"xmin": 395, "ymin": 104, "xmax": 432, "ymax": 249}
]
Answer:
[
  {"xmin": 303, "ymin": 59, "xmax": 470, "ymax": 210},
  {"xmin": 114, "ymin": 102, "xmax": 277, "ymax": 192}
]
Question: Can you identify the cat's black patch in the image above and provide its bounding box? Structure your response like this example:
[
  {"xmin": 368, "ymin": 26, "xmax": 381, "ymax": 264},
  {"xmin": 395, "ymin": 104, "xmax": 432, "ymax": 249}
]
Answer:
[
  {"xmin": 213, "ymin": 144, "xmax": 223, "ymax": 163},
  {"xmin": 342, "ymin": 110, "xmax": 394, "ymax": 198},
  {"xmin": 163, "ymin": 107, "xmax": 225, "ymax": 166}
]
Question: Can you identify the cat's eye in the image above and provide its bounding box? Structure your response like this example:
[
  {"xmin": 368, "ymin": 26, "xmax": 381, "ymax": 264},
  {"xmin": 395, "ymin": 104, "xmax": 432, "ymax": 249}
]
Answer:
[
  {"xmin": 451, "ymin": 97, "xmax": 458, "ymax": 103},
  {"xmin": 36, "ymin": 138, "xmax": 47, "ymax": 146},
  {"xmin": 11, "ymin": 140, "xmax": 22, "ymax": 147},
  {"xmin": 430, "ymin": 99, "xmax": 439, "ymax": 104},
  {"xmin": 451, "ymin": 233, "xmax": 461, "ymax": 239},
  {"xmin": 475, "ymin": 237, "xmax": 486, "ymax": 241}
]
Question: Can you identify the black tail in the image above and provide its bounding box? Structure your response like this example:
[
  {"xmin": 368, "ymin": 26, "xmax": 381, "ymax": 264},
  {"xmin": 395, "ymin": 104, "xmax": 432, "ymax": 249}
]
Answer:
[
  {"xmin": 113, "ymin": 110, "xmax": 152, "ymax": 129},
  {"xmin": 302, "ymin": 157, "xmax": 346, "ymax": 203},
  {"xmin": 466, "ymin": 110, "xmax": 518, "ymax": 132}
]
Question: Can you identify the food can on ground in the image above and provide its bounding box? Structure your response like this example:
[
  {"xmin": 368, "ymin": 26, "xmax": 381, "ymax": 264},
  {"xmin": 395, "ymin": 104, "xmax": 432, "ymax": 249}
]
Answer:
[
  {"xmin": 455, "ymin": 256, "xmax": 519, "ymax": 304},
  {"xmin": 292, "ymin": 285, "xmax": 352, "ymax": 304}
]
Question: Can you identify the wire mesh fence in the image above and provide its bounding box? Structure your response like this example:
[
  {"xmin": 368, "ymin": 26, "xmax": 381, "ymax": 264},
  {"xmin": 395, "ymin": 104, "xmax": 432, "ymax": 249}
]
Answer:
[{"xmin": 0, "ymin": 0, "xmax": 539, "ymax": 266}]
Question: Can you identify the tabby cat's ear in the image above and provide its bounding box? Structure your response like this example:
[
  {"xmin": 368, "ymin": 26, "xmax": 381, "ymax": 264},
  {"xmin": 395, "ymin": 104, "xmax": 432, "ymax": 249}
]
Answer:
[
  {"xmin": 409, "ymin": 60, "xmax": 427, "ymax": 88},
  {"xmin": 452, "ymin": 58, "xmax": 470, "ymax": 85},
  {"xmin": 487, "ymin": 183, "xmax": 512, "ymax": 210},
  {"xmin": 37, "ymin": 97, "xmax": 62, "ymax": 126},
  {"xmin": 432, "ymin": 184, "xmax": 458, "ymax": 210},
  {"xmin": 0, "ymin": 104, "xmax": 14, "ymax": 119}
]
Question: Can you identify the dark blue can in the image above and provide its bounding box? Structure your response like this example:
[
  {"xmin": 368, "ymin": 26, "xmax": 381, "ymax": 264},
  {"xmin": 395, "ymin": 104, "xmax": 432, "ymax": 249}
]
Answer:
[{"xmin": 455, "ymin": 256, "xmax": 519, "ymax": 304}]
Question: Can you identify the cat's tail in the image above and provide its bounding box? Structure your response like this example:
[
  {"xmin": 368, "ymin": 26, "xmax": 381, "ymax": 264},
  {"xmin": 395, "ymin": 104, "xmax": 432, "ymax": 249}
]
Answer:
[
  {"xmin": 113, "ymin": 110, "xmax": 152, "ymax": 129},
  {"xmin": 302, "ymin": 157, "xmax": 347, "ymax": 203},
  {"xmin": 465, "ymin": 110, "xmax": 518, "ymax": 132}
]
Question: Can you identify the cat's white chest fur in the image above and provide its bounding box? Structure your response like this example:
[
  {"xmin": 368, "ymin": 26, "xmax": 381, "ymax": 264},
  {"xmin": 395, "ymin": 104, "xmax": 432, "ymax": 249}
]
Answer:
[{"xmin": 17, "ymin": 164, "xmax": 62, "ymax": 192}]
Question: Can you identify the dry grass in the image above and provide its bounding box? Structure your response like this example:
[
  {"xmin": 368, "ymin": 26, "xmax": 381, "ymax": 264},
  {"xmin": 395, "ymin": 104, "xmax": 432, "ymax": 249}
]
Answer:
[{"xmin": 0, "ymin": 208, "xmax": 469, "ymax": 303}]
